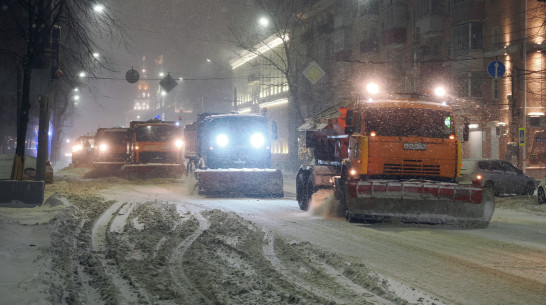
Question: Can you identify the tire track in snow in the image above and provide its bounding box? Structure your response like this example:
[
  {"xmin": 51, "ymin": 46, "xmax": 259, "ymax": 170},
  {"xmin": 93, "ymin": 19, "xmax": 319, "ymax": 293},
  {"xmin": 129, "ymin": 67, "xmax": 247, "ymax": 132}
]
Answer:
[
  {"xmin": 262, "ymin": 231, "xmax": 395, "ymax": 305},
  {"xmin": 91, "ymin": 201, "xmax": 149, "ymax": 303},
  {"xmin": 169, "ymin": 209, "xmax": 213, "ymax": 304}
]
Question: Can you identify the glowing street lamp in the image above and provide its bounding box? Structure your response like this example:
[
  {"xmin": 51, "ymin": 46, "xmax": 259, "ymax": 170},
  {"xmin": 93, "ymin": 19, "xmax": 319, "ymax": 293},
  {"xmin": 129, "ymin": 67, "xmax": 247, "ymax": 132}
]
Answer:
[
  {"xmin": 258, "ymin": 17, "xmax": 269, "ymax": 27},
  {"xmin": 79, "ymin": 71, "xmax": 86, "ymax": 78},
  {"xmin": 93, "ymin": 4, "xmax": 105, "ymax": 13}
]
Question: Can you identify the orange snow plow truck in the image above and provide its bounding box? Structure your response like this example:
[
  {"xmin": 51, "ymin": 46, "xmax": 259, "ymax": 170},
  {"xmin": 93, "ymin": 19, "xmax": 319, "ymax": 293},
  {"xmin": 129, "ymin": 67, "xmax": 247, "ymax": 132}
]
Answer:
[
  {"xmin": 297, "ymin": 97, "xmax": 495, "ymax": 227},
  {"xmin": 123, "ymin": 119, "xmax": 185, "ymax": 178}
]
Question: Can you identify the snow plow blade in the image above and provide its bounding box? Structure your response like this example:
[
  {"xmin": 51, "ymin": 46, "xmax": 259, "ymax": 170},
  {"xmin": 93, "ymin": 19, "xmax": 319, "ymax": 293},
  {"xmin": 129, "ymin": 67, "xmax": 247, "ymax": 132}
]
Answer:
[
  {"xmin": 121, "ymin": 163, "xmax": 185, "ymax": 179},
  {"xmin": 196, "ymin": 169, "xmax": 283, "ymax": 197},
  {"xmin": 345, "ymin": 180, "xmax": 495, "ymax": 228}
]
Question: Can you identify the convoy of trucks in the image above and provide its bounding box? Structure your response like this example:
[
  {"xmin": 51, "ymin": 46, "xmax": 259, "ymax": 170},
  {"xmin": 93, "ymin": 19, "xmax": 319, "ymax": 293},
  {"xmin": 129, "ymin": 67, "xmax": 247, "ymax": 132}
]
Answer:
[{"xmin": 68, "ymin": 88, "xmax": 496, "ymax": 227}]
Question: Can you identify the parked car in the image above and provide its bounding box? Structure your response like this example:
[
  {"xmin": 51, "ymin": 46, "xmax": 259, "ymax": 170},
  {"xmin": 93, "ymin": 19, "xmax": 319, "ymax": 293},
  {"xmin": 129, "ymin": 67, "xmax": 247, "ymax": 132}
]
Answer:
[
  {"xmin": 460, "ymin": 159, "xmax": 537, "ymax": 196},
  {"xmin": 538, "ymin": 178, "xmax": 546, "ymax": 204}
]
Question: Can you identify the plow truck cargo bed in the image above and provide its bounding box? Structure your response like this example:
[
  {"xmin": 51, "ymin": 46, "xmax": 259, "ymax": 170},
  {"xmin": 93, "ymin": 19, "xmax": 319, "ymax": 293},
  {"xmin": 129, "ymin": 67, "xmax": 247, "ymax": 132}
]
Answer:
[{"xmin": 196, "ymin": 168, "xmax": 283, "ymax": 197}]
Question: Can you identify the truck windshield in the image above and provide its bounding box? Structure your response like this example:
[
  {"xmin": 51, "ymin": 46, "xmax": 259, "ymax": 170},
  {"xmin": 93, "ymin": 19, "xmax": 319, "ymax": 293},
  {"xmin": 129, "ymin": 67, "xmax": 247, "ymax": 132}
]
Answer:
[
  {"xmin": 97, "ymin": 131, "xmax": 127, "ymax": 143},
  {"xmin": 205, "ymin": 116, "xmax": 269, "ymax": 145},
  {"xmin": 136, "ymin": 125, "xmax": 180, "ymax": 142},
  {"xmin": 365, "ymin": 108, "xmax": 454, "ymax": 138}
]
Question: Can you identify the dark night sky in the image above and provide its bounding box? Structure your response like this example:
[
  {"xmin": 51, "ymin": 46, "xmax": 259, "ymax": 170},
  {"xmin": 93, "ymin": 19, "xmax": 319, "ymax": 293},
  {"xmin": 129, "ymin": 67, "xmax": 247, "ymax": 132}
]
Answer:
[{"xmin": 71, "ymin": 0, "xmax": 258, "ymax": 137}]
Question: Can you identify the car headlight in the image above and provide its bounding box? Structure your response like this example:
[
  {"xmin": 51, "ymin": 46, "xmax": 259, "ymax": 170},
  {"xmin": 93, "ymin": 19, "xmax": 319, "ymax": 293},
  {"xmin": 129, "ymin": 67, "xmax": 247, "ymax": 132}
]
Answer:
[
  {"xmin": 250, "ymin": 132, "xmax": 265, "ymax": 148},
  {"xmin": 216, "ymin": 134, "xmax": 229, "ymax": 147},
  {"xmin": 175, "ymin": 139, "xmax": 184, "ymax": 149},
  {"xmin": 99, "ymin": 143, "xmax": 108, "ymax": 152},
  {"xmin": 72, "ymin": 144, "xmax": 82, "ymax": 152}
]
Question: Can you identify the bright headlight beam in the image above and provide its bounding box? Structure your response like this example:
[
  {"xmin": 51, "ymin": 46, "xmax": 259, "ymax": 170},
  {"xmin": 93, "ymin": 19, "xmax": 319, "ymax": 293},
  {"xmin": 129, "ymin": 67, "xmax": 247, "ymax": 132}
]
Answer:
[
  {"xmin": 175, "ymin": 139, "xmax": 184, "ymax": 149},
  {"xmin": 99, "ymin": 143, "xmax": 107, "ymax": 152},
  {"xmin": 250, "ymin": 133, "xmax": 265, "ymax": 148},
  {"xmin": 216, "ymin": 134, "xmax": 229, "ymax": 147}
]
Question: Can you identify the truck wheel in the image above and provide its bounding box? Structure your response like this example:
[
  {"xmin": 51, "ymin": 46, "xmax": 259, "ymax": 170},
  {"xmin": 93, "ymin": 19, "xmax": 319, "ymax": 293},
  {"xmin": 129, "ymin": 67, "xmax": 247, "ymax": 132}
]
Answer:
[
  {"xmin": 296, "ymin": 171, "xmax": 306, "ymax": 204},
  {"xmin": 186, "ymin": 160, "xmax": 194, "ymax": 177},
  {"xmin": 299, "ymin": 175, "xmax": 314, "ymax": 211}
]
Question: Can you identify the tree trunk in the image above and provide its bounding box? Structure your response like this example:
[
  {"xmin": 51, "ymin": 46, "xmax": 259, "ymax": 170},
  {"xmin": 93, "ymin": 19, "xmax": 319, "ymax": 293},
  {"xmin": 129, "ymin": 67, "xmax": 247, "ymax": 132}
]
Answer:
[{"xmin": 11, "ymin": 64, "xmax": 33, "ymax": 180}]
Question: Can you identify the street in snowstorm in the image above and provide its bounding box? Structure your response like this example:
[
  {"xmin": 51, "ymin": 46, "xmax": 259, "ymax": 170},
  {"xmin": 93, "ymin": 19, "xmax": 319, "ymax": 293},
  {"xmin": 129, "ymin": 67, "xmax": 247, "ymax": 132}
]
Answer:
[
  {"xmin": 1, "ymin": 168, "xmax": 545, "ymax": 304},
  {"xmin": 1, "ymin": 1, "xmax": 546, "ymax": 305}
]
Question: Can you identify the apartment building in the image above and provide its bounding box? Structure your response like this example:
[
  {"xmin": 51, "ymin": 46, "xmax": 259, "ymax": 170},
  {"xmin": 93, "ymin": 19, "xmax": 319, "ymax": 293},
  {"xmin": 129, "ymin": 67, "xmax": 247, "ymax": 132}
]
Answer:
[{"xmin": 230, "ymin": 0, "xmax": 545, "ymax": 170}]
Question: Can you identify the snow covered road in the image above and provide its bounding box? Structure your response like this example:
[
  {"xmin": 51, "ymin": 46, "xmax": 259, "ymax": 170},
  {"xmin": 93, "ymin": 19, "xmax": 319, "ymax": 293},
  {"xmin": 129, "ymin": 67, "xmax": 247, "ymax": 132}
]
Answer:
[{"xmin": 1, "ymin": 172, "xmax": 545, "ymax": 304}]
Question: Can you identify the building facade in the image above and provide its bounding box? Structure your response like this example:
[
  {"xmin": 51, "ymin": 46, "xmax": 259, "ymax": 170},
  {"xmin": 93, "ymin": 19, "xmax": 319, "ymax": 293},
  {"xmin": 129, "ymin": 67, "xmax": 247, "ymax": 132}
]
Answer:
[{"xmin": 230, "ymin": 0, "xmax": 545, "ymax": 172}]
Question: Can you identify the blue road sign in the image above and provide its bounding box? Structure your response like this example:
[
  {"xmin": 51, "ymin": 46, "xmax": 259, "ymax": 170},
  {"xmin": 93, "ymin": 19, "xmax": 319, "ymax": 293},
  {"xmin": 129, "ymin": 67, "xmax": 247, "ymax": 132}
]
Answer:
[{"xmin": 488, "ymin": 60, "xmax": 506, "ymax": 79}]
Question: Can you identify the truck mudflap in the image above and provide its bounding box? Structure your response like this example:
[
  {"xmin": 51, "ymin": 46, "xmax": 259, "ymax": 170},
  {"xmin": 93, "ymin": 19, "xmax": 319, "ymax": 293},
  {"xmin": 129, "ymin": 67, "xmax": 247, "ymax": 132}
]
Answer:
[
  {"xmin": 196, "ymin": 168, "xmax": 284, "ymax": 198},
  {"xmin": 345, "ymin": 180, "xmax": 495, "ymax": 227},
  {"xmin": 121, "ymin": 163, "xmax": 185, "ymax": 179}
]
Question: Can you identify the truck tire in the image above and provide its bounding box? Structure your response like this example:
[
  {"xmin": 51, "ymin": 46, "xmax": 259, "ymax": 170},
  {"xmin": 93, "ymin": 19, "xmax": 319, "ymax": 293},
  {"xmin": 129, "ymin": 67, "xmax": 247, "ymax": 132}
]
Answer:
[
  {"xmin": 296, "ymin": 170, "xmax": 310, "ymax": 208},
  {"xmin": 298, "ymin": 174, "xmax": 313, "ymax": 211}
]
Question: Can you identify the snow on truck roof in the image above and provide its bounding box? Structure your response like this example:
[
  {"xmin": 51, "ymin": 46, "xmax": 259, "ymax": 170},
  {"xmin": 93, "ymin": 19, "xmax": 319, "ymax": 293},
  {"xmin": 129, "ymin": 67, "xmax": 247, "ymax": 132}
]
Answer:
[
  {"xmin": 360, "ymin": 98, "xmax": 452, "ymax": 111},
  {"xmin": 207, "ymin": 113, "xmax": 266, "ymax": 119}
]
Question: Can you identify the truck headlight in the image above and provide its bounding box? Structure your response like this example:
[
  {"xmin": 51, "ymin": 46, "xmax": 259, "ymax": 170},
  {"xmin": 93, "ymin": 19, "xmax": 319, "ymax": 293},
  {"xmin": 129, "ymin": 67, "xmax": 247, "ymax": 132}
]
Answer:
[
  {"xmin": 216, "ymin": 134, "xmax": 229, "ymax": 147},
  {"xmin": 175, "ymin": 139, "xmax": 184, "ymax": 149},
  {"xmin": 250, "ymin": 133, "xmax": 265, "ymax": 148},
  {"xmin": 99, "ymin": 143, "xmax": 108, "ymax": 152},
  {"xmin": 72, "ymin": 144, "xmax": 82, "ymax": 152}
]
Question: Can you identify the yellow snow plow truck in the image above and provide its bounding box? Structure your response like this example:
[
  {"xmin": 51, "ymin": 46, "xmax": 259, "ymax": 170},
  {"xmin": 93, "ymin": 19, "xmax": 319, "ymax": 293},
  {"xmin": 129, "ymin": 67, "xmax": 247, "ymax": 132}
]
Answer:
[
  {"xmin": 185, "ymin": 113, "xmax": 283, "ymax": 197},
  {"xmin": 123, "ymin": 119, "xmax": 185, "ymax": 178},
  {"xmin": 297, "ymin": 92, "xmax": 495, "ymax": 227}
]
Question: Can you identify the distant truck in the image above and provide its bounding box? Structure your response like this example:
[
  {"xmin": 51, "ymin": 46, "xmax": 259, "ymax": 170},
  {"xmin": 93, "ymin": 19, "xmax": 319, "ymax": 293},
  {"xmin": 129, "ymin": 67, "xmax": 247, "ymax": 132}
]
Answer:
[
  {"xmin": 93, "ymin": 127, "xmax": 130, "ymax": 168},
  {"xmin": 184, "ymin": 113, "xmax": 283, "ymax": 197},
  {"xmin": 71, "ymin": 135, "xmax": 94, "ymax": 168},
  {"xmin": 124, "ymin": 119, "xmax": 185, "ymax": 177}
]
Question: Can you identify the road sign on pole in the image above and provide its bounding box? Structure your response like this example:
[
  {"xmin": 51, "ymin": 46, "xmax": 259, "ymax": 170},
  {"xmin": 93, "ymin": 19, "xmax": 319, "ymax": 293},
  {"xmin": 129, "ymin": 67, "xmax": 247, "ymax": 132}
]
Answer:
[
  {"xmin": 303, "ymin": 61, "xmax": 325, "ymax": 84},
  {"xmin": 487, "ymin": 60, "xmax": 506, "ymax": 79},
  {"xmin": 125, "ymin": 68, "xmax": 140, "ymax": 84},
  {"xmin": 160, "ymin": 73, "xmax": 178, "ymax": 92}
]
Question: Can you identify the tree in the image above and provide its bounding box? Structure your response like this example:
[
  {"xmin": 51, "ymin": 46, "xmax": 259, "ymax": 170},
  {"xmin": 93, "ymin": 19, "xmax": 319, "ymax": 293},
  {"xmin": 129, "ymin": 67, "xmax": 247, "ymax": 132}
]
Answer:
[
  {"xmin": 229, "ymin": 0, "xmax": 313, "ymax": 168},
  {"xmin": 0, "ymin": 0, "xmax": 125, "ymax": 180}
]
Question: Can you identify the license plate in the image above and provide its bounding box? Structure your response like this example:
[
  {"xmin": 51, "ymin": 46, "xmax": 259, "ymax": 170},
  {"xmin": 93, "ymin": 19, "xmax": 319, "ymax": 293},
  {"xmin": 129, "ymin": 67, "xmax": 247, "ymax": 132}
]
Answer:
[{"xmin": 403, "ymin": 143, "xmax": 427, "ymax": 150}]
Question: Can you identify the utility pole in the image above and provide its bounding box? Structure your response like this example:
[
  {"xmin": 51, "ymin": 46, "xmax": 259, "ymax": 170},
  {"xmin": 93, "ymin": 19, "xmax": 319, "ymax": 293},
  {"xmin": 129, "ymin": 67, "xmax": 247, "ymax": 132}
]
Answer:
[
  {"xmin": 522, "ymin": 0, "xmax": 527, "ymax": 173},
  {"xmin": 36, "ymin": 96, "xmax": 50, "ymax": 181}
]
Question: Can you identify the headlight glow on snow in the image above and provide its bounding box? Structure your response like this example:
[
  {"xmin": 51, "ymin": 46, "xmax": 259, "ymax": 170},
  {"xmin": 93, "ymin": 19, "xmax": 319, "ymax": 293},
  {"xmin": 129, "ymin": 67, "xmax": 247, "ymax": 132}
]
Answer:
[
  {"xmin": 174, "ymin": 139, "xmax": 184, "ymax": 149},
  {"xmin": 250, "ymin": 132, "xmax": 265, "ymax": 148},
  {"xmin": 99, "ymin": 143, "xmax": 108, "ymax": 152},
  {"xmin": 216, "ymin": 134, "xmax": 229, "ymax": 147}
]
